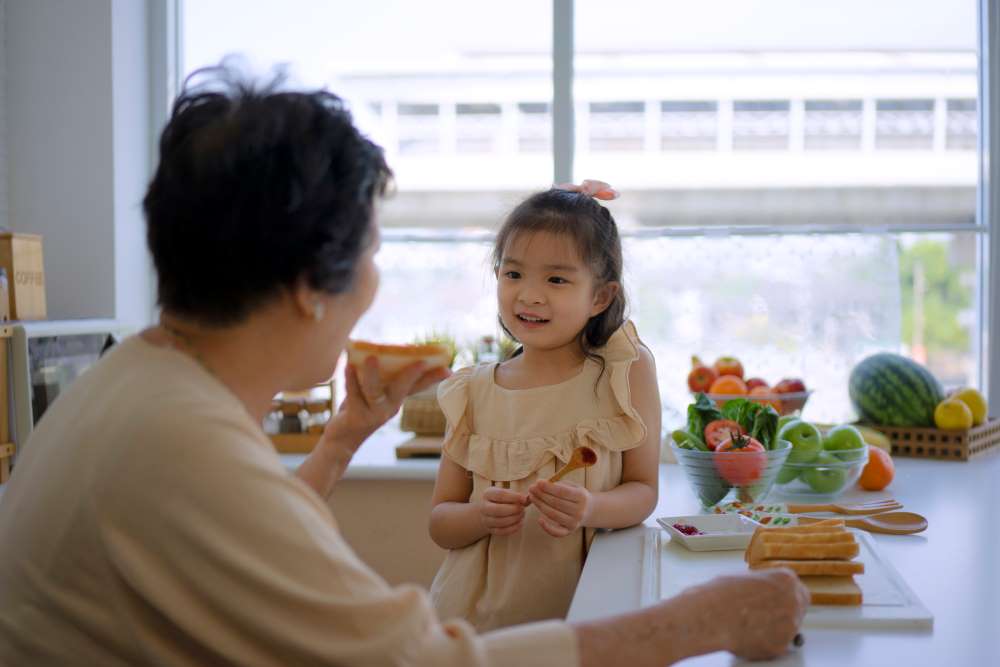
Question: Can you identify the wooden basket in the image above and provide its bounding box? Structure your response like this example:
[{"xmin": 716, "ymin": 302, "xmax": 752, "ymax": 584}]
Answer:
[
  {"xmin": 400, "ymin": 385, "xmax": 446, "ymax": 436},
  {"xmin": 868, "ymin": 418, "xmax": 1000, "ymax": 461}
]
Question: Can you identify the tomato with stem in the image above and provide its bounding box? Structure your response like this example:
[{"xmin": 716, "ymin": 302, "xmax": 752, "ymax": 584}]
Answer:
[{"xmin": 714, "ymin": 432, "xmax": 766, "ymax": 486}]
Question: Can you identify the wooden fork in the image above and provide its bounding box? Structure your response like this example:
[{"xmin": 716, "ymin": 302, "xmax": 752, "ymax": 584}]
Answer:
[{"xmin": 784, "ymin": 499, "xmax": 902, "ymax": 515}]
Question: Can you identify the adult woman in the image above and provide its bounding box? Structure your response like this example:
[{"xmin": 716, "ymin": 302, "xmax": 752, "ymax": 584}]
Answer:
[{"xmin": 0, "ymin": 67, "xmax": 806, "ymax": 666}]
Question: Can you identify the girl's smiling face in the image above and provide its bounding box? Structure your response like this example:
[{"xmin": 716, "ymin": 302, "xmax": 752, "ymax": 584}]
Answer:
[{"xmin": 498, "ymin": 230, "xmax": 615, "ymax": 353}]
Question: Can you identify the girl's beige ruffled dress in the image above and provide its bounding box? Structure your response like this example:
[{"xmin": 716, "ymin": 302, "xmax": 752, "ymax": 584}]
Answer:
[{"xmin": 430, "ymin": 321, "xmax": 648, "ymax": 630}]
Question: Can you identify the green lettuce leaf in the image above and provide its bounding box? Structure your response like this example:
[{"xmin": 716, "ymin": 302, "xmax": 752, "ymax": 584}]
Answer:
[{"xmin": 686, "ymin": 392, "xmax": 722, "ymax": 449}]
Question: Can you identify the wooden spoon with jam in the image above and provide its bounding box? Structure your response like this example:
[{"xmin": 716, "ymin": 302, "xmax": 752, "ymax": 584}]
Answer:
[{"xmin": 549, "ymin": 447, "xmax": 598, "ymax": 482}]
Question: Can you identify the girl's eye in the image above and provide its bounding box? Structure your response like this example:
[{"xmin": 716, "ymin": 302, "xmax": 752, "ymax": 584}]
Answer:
[
  {"xmin": 504, "ymin": 271, "xmax": 521, "ymax": 280},
  {"xmin": 548, "ymin": 276, "xmax": 568, "ymax": 284}
]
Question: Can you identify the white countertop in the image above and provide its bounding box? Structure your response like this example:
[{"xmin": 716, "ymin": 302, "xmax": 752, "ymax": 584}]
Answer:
[
  {"xmin": 280, "ymin": 421, "xmax": 441, "ymax": 481},
  {"xmin": 569, "ymin": 454, "xmax": 1000, "ymax": 666}
]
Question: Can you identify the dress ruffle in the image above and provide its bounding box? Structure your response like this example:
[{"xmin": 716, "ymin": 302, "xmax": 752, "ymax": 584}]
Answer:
[{"xmin": 437, "ymin": 322, "xmax": 647, "ymax": 482}]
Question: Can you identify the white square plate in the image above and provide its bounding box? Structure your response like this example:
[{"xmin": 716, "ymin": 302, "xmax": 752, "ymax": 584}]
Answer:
[{"xmin": 656, "ymin": 513, "xmax": 760, "ymax": 551}]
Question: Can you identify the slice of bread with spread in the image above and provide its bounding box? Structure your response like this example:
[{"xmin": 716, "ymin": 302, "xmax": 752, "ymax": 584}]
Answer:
[{"xmin": 346, "ymin": 340, "xmax": 452, "ymax": 381}]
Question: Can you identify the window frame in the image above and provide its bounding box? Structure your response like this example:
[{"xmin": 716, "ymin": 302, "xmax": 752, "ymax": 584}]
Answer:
[
  {"xmin": 168, "ymin": 0, "xmax": 999, "ymax": 403},
  {"xmin": 978, "ymin": 0, "xmax": 1000, "ymax": 405}
]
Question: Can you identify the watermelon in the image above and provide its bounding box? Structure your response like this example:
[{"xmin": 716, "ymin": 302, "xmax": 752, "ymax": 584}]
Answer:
[{"xmin": 848, "ymin": 353, "xmax": 943, "ymax": 427}]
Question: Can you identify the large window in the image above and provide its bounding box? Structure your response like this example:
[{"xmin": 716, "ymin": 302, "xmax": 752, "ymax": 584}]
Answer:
[{"xmin": 183, "ymin": 0, "xmax": 989, "ymax": 430}]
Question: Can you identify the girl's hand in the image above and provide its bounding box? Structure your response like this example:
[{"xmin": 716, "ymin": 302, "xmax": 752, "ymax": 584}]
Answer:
[
  {"xmin": 333, "ymin": 356, "xmax": 449, "ymax": 444},
  {"xmin": 528, "ymin": 479, "xmax": 593, "ymax": 537},
  {"xmin": 479, "ymin": 487, "xmax": 530, "ymax": 536}
]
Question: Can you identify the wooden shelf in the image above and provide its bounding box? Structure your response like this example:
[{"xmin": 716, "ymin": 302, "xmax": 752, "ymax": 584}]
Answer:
[{"xmin": 0, "ymin": 442, "xmax": 14, "ymax": 483}]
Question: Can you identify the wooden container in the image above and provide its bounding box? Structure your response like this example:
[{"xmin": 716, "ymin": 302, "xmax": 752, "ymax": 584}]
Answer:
[
  {"xmin": 400, "ymin": 384, "xmax": 446, "ymax": 436},
  {"xmin": 0, "ymin": 233, "xmax": 46, "ymax": 320},
  {"xmin": 869, "ymin": 419, "xmax": 1000, "ymax": 461},
  {"xmin": 270, "ymin": 433, "xmax": 321, "ymax": 454}
]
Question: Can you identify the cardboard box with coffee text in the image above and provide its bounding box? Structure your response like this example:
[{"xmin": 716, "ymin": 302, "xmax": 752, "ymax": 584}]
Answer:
[{"xmin": 0, "ymin": 233, "xmax": 47, "ymax": 320}]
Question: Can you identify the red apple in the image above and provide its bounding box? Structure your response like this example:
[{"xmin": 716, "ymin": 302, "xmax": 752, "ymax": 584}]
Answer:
[
  {"xmin": 712, "ymin": 356, "xmax": 744, "ymax": 379},
  {"xmin": 773, "ymin": 378, "xmax": 807, "ymax": 394},
  {"xmin": 688, "ymin": 364, "xmax": 718, "ymax": 393},
  {"xmin": 745, "ymin": 377, "xmax": 769, "ymax": 391}
]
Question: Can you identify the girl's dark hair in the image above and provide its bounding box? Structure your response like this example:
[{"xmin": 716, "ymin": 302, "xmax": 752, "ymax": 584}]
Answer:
[
  {"xmin": 490, "ymin": 189, "xmax": 627, "ymax": 366},
  {"xmin": 143, "ymin": 63, "xmax": 392, "ymax": 326}
]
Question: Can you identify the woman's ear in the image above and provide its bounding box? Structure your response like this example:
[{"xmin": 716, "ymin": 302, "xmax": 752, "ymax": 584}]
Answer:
[
  {"xmin": 291, "ymin": 276, "xmax": 323, "ymax": 321},
  {"xmin": 590, "ymin": 281, "xmax": 620, "ymax": 317}
]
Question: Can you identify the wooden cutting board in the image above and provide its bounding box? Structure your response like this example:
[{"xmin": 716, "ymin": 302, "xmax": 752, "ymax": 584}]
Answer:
[
  {"xmin": 395, "ymin": 435, "xmax": 443, "ymax": 459},
  {"xmin": 653, "ymin": 528, "xmax": 932, "ymax": 629}
]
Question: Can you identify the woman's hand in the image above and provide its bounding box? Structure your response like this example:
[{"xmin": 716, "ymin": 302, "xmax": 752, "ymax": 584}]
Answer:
[
  {"xmin": 695, "ymin": 569, "xmax": 809, "ymax": 661},
  {"xmin": 479, "ymin": 487, "xmax": 530, "ymax": 536},
  {"xmin": 574, "ymin": 568, "xmax": 808, "ymax": 667},
  {"xmin": 333, "ymin": 356, "xmax": 449, "ymax": 444},
  {"xmin": 299, "ymin": 357, "xmax": 449, "ymax": 498},
  {"xmin": 528, "ymin": 479, "xmax": 593, "ymax": 537}
]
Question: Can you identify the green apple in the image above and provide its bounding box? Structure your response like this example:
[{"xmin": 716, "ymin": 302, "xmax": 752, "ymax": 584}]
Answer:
[
  {"xmin": 802, "ymin": 452, "xmax": 849, "ymax": 494},
  {"xmin": 776, "ymin": 464, "xmax": 801, "ymax": 485},
  {"xmin": 823, "ymin": 424, "xmax": 867, "ymax": 462},
  {"xmin": 778, "ymin": 420, "xmax": 823, "ymax": 462},
  {"xmin": 777, "ymin": 414, "xmax": 799, "ymax": 432},
  {"xmin": 776, "ymin": 420, "xmax": 822, "ymax": 484}
]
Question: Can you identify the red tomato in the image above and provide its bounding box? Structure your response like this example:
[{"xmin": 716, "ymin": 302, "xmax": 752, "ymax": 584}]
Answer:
[
  {"xmin": 714, "ymin": 434, "xmax": 766, "ymax": 486},
  {"xmin": 704, "ymin": 419, "xmax": 745, "ymax": 451}
]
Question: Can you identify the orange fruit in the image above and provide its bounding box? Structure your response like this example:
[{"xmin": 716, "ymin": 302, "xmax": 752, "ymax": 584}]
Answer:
[
  {"xmin": 859, "ymin": 446, "xmax": 895, "ymax": 491},
  {"xmin": 712, "ymin": 356, "xmax": 744, "ymax": 379},
  {"xmin": 709, "ymin": 374, "xmax": 748, "ymax": 396},
  {"xmin": 749, "ymin": 385, "xmax": 782, "ymax": 412}
]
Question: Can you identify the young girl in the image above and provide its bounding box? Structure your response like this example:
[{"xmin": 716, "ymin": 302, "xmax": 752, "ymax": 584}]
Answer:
[{"xmin": 428, "ymin": 180, "xmax": 662, "ymax": 631}]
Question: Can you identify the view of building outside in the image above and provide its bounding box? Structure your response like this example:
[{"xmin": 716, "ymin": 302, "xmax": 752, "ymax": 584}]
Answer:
[{"xmin": 183, "ymin": 0, "xmax": 981, "ymax": 429}]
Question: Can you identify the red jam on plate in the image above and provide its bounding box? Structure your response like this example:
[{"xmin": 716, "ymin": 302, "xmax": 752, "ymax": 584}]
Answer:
[{"xmin": 672, "ymin": 523, "xmax": 705, "ymax": 536}]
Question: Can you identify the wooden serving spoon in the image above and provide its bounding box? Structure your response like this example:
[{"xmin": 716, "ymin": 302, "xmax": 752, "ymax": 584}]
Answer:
[
  {"xmin": 550, "ymin": 447, "xmax": 598, "ymax": 482},
  {"xmin": 798, "ymin": 511, "xmax": 927, "ymax": 535},
  {"xmin": 785, "ymin": 499, "xmax": 903, "ymax": 515}
]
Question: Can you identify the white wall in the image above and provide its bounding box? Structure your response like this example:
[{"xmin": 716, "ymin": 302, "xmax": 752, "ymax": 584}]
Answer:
[{"xmin": 4, "ymin": 0, "xmax": 153, "ymax": 326}]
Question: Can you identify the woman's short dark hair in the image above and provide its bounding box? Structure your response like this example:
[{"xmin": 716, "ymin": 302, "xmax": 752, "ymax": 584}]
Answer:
[{"xmin": 143, "ymin": 64, "xmax": 392, "ymax": 325}]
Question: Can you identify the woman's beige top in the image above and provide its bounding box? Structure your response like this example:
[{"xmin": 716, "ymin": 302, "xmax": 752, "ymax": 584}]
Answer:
[
  {"xmin": 0, "ymin": 336, "xmax": 577, "ymax": 666},
  {"xmin": 430, "ymin": 322, "xmax": 647, "ymax": 631}
]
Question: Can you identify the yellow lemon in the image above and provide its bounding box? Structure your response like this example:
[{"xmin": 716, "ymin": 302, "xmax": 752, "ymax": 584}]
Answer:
[
  {"xmin": 934, "ymin": 399, "xmax": 973, "ymax": 430},
  {"xmin": 951, "ymin": 387, "xmax": 988, "ymax": 425}
]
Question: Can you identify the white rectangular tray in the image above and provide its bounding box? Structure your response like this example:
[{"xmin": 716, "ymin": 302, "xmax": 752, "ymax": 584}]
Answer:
[{"xmin": 647, "ymin": 527, "xmax": 933, "ymax": 630}]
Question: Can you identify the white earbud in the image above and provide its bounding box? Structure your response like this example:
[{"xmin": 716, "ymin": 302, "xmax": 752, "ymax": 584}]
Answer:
[{"xmin": 313, "ymin": 302, "xmax": 325, "ymax": 322}]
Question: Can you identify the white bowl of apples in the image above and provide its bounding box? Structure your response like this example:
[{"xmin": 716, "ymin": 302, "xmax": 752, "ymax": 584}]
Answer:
[{"xmin": 687, "ymin": 356, "xmax": 811, "ymax": 417}]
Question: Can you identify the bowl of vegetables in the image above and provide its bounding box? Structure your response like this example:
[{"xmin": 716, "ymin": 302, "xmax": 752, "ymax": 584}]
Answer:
[{"xmin": 670, "ymin": 393, "xmax": 793, "ymax": 507}]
